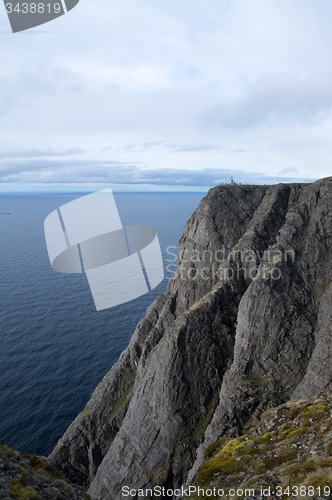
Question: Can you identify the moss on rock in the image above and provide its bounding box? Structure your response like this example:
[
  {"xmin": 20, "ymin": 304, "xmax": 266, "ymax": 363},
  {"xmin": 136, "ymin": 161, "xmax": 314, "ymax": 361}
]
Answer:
[
  {"xmin": 193, "ymin": 389, "xmax": 332, "ymax": 499},
  {"xmin": 0, "ymin": 444, "xmax": 90, "ymax": 500}
]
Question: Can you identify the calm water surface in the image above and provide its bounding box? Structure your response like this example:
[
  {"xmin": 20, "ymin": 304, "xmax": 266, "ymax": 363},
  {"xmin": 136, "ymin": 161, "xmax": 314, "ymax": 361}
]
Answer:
[{"xmin": 0, "ymin": 192, "xmax": 203, "ymax": 455}]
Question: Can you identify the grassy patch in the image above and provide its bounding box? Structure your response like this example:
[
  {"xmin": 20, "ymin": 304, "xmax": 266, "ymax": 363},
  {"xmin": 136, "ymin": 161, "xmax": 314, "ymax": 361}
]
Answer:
[
  {"xmin": 10, "ymin": 481, "xmax": 39, "ymax": 500},
  {"xmin": 194, "ymin": 390, "xmax": 332, "ymax": 498}
]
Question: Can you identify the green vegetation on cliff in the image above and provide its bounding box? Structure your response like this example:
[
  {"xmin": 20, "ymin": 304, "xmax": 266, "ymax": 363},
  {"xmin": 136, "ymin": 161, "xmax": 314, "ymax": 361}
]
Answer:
[
  {"xmin": 194, "ymin": 389, "xmax": 332, "ymax": 499},
  {"xmin": 0, "ymin": 444, "xmax": 90, "ymax": 500}
]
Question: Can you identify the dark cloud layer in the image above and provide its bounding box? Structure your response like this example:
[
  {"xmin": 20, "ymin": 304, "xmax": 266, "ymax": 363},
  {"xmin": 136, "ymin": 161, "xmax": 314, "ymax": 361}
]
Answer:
[
  {"xmin": 203, "ymin": 71, "xmax": 332, "ymax": 129},
  {"xmin": 0, "ymin": 157, "xmax": 316, "ymax": 187}
]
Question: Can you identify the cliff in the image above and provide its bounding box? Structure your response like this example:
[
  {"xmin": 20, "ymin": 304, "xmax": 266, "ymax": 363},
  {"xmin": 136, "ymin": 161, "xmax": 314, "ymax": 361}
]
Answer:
[
  {"xmin": 0, "ymin": 444, "xmax": 90, "ymax": 499},
  {"xmin": 193, "ymin": 388, "xmax": 332, "ymax": 498},
  {"xmin": 49, "ymin": 177, "xmax": 332, "ymax": 499}
]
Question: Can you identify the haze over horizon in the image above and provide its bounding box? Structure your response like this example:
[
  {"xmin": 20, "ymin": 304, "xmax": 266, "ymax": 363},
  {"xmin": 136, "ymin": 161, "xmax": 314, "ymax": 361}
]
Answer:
[{"xmin": 1, "ymin": 0, "xmax": 331, "ymax": 192}]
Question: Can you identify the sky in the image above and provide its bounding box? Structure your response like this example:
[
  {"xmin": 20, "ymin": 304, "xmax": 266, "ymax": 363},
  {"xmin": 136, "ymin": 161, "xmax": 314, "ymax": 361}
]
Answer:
[{"xmin": 1, "ymin": 0, "xmax": 332, "ymax": 192}]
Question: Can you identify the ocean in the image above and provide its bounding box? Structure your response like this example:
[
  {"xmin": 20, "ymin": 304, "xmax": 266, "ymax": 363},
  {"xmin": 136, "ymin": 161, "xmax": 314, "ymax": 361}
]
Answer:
[{"xmin": 0, "ymin": 192, "xmax": 204, "ymax": 456}]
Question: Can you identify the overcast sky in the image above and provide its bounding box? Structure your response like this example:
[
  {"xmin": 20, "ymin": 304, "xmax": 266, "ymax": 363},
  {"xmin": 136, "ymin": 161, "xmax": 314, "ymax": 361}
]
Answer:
[{"xmin": 1, "ymin": 0, "xmax": 331, "ymax": 191}]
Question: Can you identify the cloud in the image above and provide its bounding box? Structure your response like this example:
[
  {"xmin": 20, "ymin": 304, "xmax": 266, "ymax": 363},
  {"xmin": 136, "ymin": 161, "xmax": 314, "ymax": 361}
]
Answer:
[
  {"xmin": 2, "ymin": 1, "xmax": 332, "ymax": 186},
  {"xmin": 0, "ymin": 157, "xmax": 316, "ymax": 187},
  {"xmin": 0, "ymin": 66, "xmax": 83, "ymax": 115},
  {"xmin": 278, "ymin": 167, "xmax": 298, "ymax": 175},
  {"xmin": 203, "ymin": 71, "xmax": 332, "ymax": 129},
  {"xmin": 0, "ymin": 159, "xmax": 136, "ymax": 178},
  {"xmin": 105, "ymin": 82, "xmax": 121, "ymax": 91},
  {"xmin": 167, "ymin": 143, "xmax": 224, "ymax": 153},
  {"xmin": 103, "ymin": 142, "xmax": 165, "ymax": 153},
  {"xmin": 141, "ymin": 141, "xmax": 165, "ymax": 147},
  {"xmin": 0, "ymin": 148, "xmax": 86, "ymax": 159},
  {"xmin": 104, "ymin": 142, "xmax": 225, "ymax": 154}
]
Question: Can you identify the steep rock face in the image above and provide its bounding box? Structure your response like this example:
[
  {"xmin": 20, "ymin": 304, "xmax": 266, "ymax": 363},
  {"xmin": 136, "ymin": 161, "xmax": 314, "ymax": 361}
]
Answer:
[
  {"xmin": 50, "ymin": 184, "xmax": 267, "ymax": 488},
  {"xmin": 188, "ymin": 178, "xmax": 332, "ymax": 482},
  {"xmin": 50, "ymin": 178, "xmax": 332, "ymax": 500}
]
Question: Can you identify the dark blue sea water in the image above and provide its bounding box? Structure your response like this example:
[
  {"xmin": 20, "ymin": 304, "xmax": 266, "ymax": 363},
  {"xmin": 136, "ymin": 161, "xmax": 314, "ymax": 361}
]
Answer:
[{"xmin": 0, "ymin": 192, "xmax": 204, "ymax": 456}]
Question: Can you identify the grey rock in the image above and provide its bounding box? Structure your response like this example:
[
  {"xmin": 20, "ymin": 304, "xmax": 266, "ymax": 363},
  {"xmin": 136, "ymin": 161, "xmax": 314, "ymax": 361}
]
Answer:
[
  {"xmin": 41, "ymin": 487, "xmax": 63, "ymax": 499},
  {"xmin": 50, "ymin": 178, "xmax": 332, "ymax": 500},
  {"xmin": 245, "ymin": 441, "xmax": 256, "ymax": 448}
]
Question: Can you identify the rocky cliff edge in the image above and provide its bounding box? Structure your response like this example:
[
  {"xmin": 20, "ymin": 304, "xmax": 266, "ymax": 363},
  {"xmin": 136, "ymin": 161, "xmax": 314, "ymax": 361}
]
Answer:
[{"xmin": 50, "ymin": 178, "xmax": 332, "ymax": 500}]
